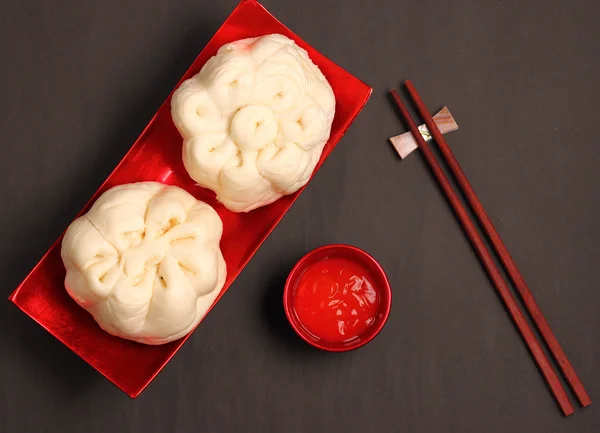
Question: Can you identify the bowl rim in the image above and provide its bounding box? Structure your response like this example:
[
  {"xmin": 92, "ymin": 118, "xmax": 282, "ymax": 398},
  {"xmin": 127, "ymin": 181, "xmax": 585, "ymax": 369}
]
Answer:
[{"xmin": 283, "ymin": 244, "xmax": 392, "ymax": 352}]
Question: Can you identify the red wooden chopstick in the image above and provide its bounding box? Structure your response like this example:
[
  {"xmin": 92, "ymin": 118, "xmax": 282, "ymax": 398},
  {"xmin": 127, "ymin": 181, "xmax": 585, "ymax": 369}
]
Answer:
[
  {"xmin": 404, "ymin": 80, "xmax": 591, "ymax": 409},
  {"xmin": 389, "ymin": 88, "xmax": 575, "ymax": 416}
]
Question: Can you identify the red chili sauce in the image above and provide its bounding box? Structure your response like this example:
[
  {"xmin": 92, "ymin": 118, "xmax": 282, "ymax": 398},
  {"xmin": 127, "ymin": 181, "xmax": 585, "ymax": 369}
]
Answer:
[{"xmin": 292, "ymin": 257, "xmax": 380, "ymax": 343}]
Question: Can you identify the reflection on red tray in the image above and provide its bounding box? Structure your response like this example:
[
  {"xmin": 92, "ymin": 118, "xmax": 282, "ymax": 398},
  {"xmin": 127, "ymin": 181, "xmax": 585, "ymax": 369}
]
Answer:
[{"xmin": 8, "ymin": 0, "xmax": 371, "ymax": 398}]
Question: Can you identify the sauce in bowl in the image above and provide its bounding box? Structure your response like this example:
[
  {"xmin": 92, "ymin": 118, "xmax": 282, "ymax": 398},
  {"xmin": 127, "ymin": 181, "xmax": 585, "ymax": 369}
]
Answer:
[
  {"xmin": 293, "ymin": 257, "xmax": 380, "ymax": 343},
  {"xmin": 284, "ymin": 245, "xmax": 391, "ymax": 351}
]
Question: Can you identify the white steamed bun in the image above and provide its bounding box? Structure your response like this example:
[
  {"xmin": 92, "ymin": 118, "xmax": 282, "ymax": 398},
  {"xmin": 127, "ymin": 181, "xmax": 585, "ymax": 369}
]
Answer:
[
  {"xmin": 60, "ymin": 182, "xmax": 226, "ymax": 345},
  {"xmin": 171, "ymin": 33, "xmax": 336, "ymax": 212}
]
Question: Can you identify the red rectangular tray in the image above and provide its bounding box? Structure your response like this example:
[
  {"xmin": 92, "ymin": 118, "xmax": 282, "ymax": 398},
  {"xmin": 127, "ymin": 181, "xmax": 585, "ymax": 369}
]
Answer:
[{"xmin": 8, "ymin": 0, "xmax": 371, "ymax": 398}]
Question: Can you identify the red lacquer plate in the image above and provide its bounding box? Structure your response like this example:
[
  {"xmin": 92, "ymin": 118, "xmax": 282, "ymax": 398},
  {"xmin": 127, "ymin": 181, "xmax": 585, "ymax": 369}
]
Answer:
[{"xmin": 8, "ymin": 0, "xmax": 371, "ymax": 398}]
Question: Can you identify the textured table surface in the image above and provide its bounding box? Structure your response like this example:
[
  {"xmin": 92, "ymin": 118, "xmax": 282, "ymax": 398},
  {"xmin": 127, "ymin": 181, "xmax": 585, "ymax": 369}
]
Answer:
[{"xmin": 1, "ymin": 0, "xmax": 599, "ymax": 432}]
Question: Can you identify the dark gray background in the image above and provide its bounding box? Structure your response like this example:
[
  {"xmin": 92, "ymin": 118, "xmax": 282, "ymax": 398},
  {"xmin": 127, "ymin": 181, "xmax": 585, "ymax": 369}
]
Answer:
[{"xmin": 1, "ymin": 0, "xmax": 599, "ymax": 431}]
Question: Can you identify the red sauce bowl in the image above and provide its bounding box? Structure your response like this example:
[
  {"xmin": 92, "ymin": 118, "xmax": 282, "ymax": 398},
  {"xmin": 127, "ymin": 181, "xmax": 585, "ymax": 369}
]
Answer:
[{"xmin": 283, "ymin": 244, "xmax": 392, "ymax": 352}]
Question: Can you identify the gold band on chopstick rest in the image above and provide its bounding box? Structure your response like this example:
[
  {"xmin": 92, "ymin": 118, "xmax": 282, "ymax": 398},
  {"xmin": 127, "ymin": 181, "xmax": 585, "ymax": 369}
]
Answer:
[{"xmin": 389, "ymin": 106, "xmax": 458, "ymax": 159}]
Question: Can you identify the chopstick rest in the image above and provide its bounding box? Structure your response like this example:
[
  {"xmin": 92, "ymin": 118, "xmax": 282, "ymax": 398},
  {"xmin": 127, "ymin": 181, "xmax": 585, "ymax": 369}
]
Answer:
[{"xmin": 389, "ymin": 106, "xmax": 458, "ymax": 159}]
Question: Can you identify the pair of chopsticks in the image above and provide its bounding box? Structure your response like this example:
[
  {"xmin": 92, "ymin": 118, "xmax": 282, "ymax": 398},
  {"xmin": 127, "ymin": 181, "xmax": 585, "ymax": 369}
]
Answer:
[{"xmin": 390, "ymin": 81, "xmax": 591, "ymax": 416}]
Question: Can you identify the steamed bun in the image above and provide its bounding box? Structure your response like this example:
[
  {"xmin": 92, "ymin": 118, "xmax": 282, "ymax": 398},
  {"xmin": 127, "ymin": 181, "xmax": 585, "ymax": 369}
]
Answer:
[
  {"xmin": 60, "ymin": 182, "xmax": 226, "ymax": 345},
  {"xmin": 171, "ymin": 34, "xmax": 336, "ymax": 212}
]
